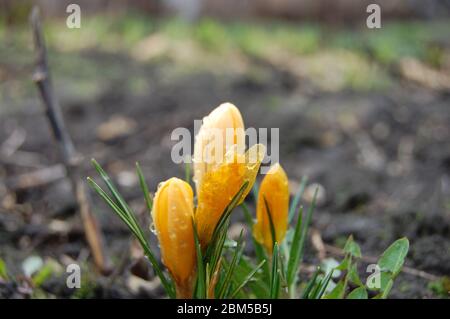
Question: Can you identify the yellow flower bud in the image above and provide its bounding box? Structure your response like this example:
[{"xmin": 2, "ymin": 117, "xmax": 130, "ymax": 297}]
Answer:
[
  {"xmin": 193, "ymin": 103, "xmax": 265, "ymax": 247},
  {"xmin": 253, "ymin": 163, "xmax": 289, "ymax": 254},
  {"xmin": 193, "ymin": 102, "xmax": 245, "ymax": 195},
  {"xmin": 195, "ymin": 144, "xmax": 266, "ymax": 247},
  {"xmin": 152, "ymin": 177, "xmax": 196, "ymax": 298}
]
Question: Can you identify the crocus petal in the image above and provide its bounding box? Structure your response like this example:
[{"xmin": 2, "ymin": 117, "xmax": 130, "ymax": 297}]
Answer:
[
  {"xmin": 253, "ymin": 163, "xmax": 289, "ymax": 254},
  {"xmin": 152, "ymin": 177, "xmax": 196, "ymax": 297},
  {"xmin": 195, "ymin": 144, "xmax": 266, "ymax": 247},
  {"xmin": 193, "ymin": 103, "xmax": 245, "ymax": 195}
]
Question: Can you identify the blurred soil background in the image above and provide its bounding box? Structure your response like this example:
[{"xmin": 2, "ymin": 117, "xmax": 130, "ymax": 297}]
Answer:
[{"xmin": 0, "ymin": 0, "xmax": 449, "ymax": 298}]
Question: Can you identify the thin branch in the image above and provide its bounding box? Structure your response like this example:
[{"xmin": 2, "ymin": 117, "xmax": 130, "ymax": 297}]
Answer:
[
  {"xmin": 309, "ymin": 227, "xmax": 439, "ymax": 281},
  {"xmin": 30, "ymin": 6, "xmax": 111, "ymax": 275},
  {"xmin": 6, "ymin": 164, "xmax": 66, "ymax": 189},
  {"xmin": 310, "ymin": 227, "xmax": 439, "ymax": 282},
  {"xmin": 322, "ymin": 243, "xmax": 440, "ymax": 282}
]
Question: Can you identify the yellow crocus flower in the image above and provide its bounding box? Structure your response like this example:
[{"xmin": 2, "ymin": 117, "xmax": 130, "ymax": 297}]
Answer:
[
  {"xmin": 253, "ymin": 163, "xmax": 289, "ymax": 254},
  {"xmin": 152, "ymin": 177, "xmax": 196, "ymax": 298},
  {"xmin": 193, "ymin": 103, "xmax": 265, "ymax": 247}
]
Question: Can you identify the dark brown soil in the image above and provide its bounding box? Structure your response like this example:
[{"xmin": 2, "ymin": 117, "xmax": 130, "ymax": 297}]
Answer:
[{"xmin": 1, "ymin": 47, "xmax": 449, "ymax": 299}]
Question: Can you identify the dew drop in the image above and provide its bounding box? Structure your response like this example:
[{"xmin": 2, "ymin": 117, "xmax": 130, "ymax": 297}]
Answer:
[{"xmin": 149, "ymin": 222, "xmax": 157, "ymax": 235}]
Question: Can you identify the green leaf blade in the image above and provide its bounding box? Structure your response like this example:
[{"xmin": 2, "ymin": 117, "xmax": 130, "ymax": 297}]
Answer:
[
  {"xmin": 230, "ymin": 259, "xmax": 266, "ymax": 299},
  {"xmin": 288, "ymin": 176, "xmax": 308, "ymax": 224},
  {"xmin": 192, "ymin": 219, "xmax": 206, "ymax": 299},
  {"xmin": 136, "ymin": 162, "xmax": 153, "ymax": 213},
  {"xmin": 347, "ymin": 286, "xmax": 368, "ymax": 299},
  {"xmin": 378, "ymin": 237, "xmax": 409, "ymax": 276},
  {"xmin": 343, "ymin": 235, "xmax": 362, "ymax": 258},
  {"xmin": 270, "ymin": 243, "xmax": 281, "ymax": 299}
]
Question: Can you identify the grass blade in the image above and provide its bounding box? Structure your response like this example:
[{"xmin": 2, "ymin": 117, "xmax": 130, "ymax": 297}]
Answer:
[
  {"xmin": 217, "ymin": 230, "xmax": 245, "ymax": 299},
  {"xmin": 301, "ymin": 267, "xmax": 320, "ymax": 299},
  {"xmin": 242, "ymin": 203, "xmax": 270, "ymax": 280},
  {"xmin": 287, "ymin": 188, "xmax": 318, "ymax": 288},
  {"xmin": 205, "ymin": 181, "xmax": 249, "ymax": 262},
  {"xmin": 192, "ymin": 219, "xmax": 206, "ymax": 299},
  {"xmin": 252, "ymin": 180, "xmax": 259, "ymax": 207},
  {"xmin": 136, "ymin": 162, "xmax": 152, "ymax": 213},
  {"xmin": 88, "ymin": 160, "xmax": 175, "ymax": 298},
  {"xmin": 87, "ymin": 177, "xmax": 142, "ymax": 238},
  {"xmin": 286, "ymin": 206, "xmax": 303, "ymax": 286},
  {"xmin": 210, "ymin": 220, "xmax": 229, "ymax": 274},
  {"xmin": 140, "ymin": 241, "xmax": 175, "ymax": 298},
  {"xmin": 288, "ymin": 176, "xmax": 308, "ymax": 224},
  {"xmin": 230, "ymin": 260, "xmax": 266, "ymax": 298},
  {"xmin": 315, "ymin": 269, "xmax": 335, "ymax": 299},
  {"xmin": 263, "ymin": 196, "xmax": 277, "ymax": 252},
  {"xmin": 270, "ymin": 242, "xmax": 280, "ymax": 299},
  {"xmin": 185, "ymin": 161, "xmax": 191, "ymax": 184},
  {"xmin": 91, "ymin": 159, "xmax": 140, "ymax": 228},
  {"xmin": 231, "ymin": 257, "xmax": 270, "ymax": 298}
]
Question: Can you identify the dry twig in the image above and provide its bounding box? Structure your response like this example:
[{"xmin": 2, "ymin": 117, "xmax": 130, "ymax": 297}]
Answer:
[
  {"xmin": 30, "ymin": 7, "xmax": 110, "ymax": 275},
  {"xmin": 6, "ymin": 164, "xmax": 66, "ymax": 189},
  {"xmin": 310, "ymin": 228, "xmax": 439, "ymax": 281},
  {"xmin": 310, "ymin": 228, "xmax": 440, "ymax": 282},
  {"xmin": 323, "ymin": 243, "xmax": 439, "ymax": 281}
]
